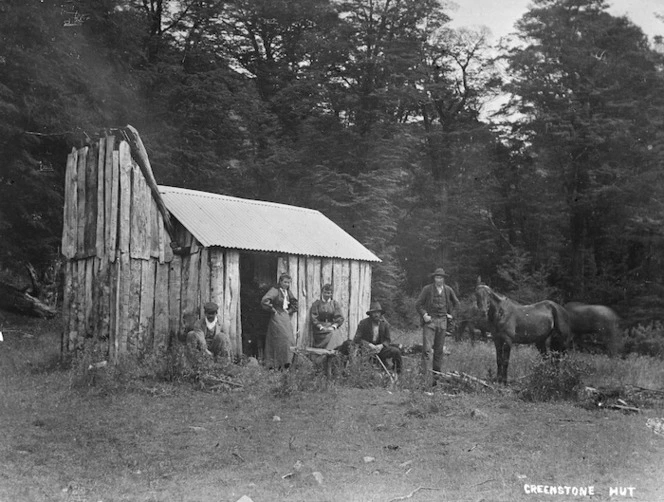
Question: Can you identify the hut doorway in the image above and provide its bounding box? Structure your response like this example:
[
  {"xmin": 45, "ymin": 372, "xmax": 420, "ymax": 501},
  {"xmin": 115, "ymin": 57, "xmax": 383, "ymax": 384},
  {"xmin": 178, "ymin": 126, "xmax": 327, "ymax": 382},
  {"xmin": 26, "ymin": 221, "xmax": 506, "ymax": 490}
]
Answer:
[{"xmin": 239, "ymin": 252, "xmax": 277, "ymax": 359}]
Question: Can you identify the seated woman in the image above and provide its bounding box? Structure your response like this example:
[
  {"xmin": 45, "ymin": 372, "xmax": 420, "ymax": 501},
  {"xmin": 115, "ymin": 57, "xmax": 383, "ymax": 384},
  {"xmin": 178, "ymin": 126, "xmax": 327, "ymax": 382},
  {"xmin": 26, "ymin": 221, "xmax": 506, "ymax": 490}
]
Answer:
[{"xmin": 310, "ymin": 283, "xmax": 345, "ymax": 349}]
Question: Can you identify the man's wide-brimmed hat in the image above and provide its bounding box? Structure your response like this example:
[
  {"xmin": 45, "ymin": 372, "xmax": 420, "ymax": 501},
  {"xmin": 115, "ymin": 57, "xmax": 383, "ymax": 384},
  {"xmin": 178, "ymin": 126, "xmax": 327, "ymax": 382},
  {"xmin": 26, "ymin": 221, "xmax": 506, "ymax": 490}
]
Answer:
[
  {"xmin": 366, "ymin": 302, "xmax": 384, "ymax": 315},
  {"xmin": 429, "ymin": 267, "xmax": 447, "ymax": 278},
  {"xmin": 203, "ymin": 302, "xmax": 219, "ymax": 313}
]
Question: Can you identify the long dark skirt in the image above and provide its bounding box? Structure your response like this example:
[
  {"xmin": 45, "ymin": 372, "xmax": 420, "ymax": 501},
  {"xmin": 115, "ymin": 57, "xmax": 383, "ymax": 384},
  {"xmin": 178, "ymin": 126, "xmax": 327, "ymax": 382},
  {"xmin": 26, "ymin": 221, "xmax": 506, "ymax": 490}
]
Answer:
[{"xmin": 265, "ymin": 310, "xmax": 294, "ymax": 369}]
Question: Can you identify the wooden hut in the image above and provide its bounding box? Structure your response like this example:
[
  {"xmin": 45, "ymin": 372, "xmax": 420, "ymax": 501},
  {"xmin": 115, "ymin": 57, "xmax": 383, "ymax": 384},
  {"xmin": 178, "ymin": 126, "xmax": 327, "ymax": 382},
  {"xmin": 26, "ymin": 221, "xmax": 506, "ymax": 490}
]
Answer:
[{"xmin": 60, "ymin": 128, "xmax": 380, "ymax": 361}]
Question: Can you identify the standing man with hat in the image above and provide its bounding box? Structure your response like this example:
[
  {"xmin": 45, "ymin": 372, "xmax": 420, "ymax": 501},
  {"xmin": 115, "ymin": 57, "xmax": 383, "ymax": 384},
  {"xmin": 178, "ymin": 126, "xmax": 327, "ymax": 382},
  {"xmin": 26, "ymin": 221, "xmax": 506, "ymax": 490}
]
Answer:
[
  {"xmin": 416, "ymin": 268, "xmax": 460, "ymax": 378},
  {"xmin": 185, "ymin": 302, "xmax": 231, "ymax": 362},
  {"xmin": 353, "ymin": 302, "xmax": 402, "ymax": 374}
]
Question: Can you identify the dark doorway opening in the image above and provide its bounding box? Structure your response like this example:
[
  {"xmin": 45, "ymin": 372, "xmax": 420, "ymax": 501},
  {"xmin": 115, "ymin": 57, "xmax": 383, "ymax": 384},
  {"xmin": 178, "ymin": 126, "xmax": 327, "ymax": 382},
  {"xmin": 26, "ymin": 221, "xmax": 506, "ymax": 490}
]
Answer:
[{"xmin": 239, "ymin": 252, "xmax": 277, "ymax": 359}]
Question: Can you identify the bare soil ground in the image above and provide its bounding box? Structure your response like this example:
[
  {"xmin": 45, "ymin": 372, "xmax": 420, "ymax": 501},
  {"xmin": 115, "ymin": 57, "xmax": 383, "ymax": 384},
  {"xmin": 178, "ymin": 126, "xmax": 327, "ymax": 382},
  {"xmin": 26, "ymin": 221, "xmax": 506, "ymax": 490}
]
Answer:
[{"xmin": 1, "ymin": 314, "xmax": 663, "ymax": 502}]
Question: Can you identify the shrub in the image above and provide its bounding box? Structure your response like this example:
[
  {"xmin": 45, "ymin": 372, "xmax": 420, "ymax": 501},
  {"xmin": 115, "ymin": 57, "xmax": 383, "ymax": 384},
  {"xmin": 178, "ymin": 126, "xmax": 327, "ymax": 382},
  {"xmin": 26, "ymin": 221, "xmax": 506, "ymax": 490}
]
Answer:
[
  {"xmin": 519, "ymin": 355, "xmax": 592, "ymax": 402},
  {"xmin": 622, "ymin": 322, "xmax": 664, "ymax": 359}
]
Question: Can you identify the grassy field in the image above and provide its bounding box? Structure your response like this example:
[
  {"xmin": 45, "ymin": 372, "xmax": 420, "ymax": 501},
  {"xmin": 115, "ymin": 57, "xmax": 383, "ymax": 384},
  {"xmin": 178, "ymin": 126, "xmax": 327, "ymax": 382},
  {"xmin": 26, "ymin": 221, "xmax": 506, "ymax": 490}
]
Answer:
[{"xmin": 1, "ymin": 313, "xmax": 664, "ymax": 502}]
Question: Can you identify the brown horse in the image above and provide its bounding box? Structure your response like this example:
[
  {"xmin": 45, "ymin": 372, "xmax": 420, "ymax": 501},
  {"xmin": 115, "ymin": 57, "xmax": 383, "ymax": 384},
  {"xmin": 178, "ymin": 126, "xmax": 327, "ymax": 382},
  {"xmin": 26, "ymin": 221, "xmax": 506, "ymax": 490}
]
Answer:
[
  {"xmin": 564, "ymin": 302, "xmax": 621, "ymax": 356},
  {"xmin": 475, "ymin": 284, "xmax": 572, "ymax": 384}
]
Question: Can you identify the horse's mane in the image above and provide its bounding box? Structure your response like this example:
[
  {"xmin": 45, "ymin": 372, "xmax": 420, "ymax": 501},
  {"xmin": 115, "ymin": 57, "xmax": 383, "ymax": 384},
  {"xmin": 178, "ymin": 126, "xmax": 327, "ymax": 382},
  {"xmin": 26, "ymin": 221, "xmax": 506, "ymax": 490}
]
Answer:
[{"xmin": 478, "ymin": 284, "xmax": 508, "ymax": 303}]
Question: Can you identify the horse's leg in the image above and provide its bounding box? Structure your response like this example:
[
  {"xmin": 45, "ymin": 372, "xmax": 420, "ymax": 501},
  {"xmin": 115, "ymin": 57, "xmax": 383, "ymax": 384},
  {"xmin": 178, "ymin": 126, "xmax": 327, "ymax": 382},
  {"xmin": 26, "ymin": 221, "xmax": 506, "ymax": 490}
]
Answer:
[
  {"xmin": 454, "ymin": 320, "xmax": 465, "ymax": 343},
  {"xmin": 501, "ymin": 341, "xmax": 512, "ymax": 384},
  {"xmin": 535, "ymin": 339, "xmax": 548, "ymax": 357},
  {"xmin": 493, "ymin": 337, "xmax": 510, "ymax": 384}
]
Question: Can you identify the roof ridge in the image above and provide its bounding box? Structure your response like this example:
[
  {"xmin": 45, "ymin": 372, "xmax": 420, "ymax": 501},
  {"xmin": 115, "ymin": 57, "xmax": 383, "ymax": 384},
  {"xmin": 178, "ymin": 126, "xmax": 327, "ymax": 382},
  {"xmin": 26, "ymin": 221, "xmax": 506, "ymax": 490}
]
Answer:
[{"xmin": 158, "ymin": 185, "xmax": 320, "ymax": 214}]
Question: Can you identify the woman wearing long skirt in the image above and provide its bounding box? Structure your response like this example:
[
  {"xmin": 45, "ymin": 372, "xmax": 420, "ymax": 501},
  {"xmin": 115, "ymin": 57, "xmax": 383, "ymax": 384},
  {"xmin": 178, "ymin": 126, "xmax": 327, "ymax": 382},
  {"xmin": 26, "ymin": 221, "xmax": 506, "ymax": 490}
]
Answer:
[{"xmin": 261, "ymin": 273, "xmax": 298, "ymax": 369}]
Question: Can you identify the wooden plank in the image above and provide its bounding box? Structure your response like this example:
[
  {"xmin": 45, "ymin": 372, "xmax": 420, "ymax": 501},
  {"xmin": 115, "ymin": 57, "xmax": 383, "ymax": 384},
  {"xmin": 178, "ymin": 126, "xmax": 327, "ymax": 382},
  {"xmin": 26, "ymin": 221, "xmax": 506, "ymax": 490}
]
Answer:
[
  {"xmin": 209, "ymin": 248, "xmax": 225, "ymax": 319},
  {"xmin": 75, "ymin": 146, "xmax": 88, "ymax": 258},
  {"xmin": 182, "ymin": 247, "xmax": 200, "ymax": 317},
  {"xmin": 321, "ymin": 259, "xmax": 333, "ymax": 286},
  {"xmin": 108, "ymin": 259, "xmax": 118, "ymax": 362},
  {"xmin": 96, "ymin": 138, "xmax": 106, "ymax": 257},
  {"xmin": 130, "ymin": 163, "xmax": 150, "ymax": 260},
  {"xmin": 305, "ymin": 257, "xmax": 321, "ymax": 348},
  {"xmin": 332, "ymin": 259, "xmax": 343, "ymax": 290},
  {"xmin": 127, "ymin": 258, "xmax": 142, "ymax": 352},
  {"xmin": 86, "ymin": 257, "xmax": 97, "ymax": 350},
  {"xmin": 108, "ymin": 148, "xmax": 120, "ymax": 261},
  {"xmin": 149, "ymin": 198, "xmax": 160, "ymax": 258},
  {"xmin": 361, "ymin": 262, "xmax": 372, "ymax": 314},
  {"xmin": 77, "ymin": 259, "xmax": 88, "ymax": 347},
  {"xmin": 138, "ymin": 259, "xmax": 156, "ymax": 352},
  {"xmin": 68, "ymin": 260, "xmax": 79, "ymax": 352},
  {"xmin": 61, "ymin": 260, "xmax": 73, "ymax": 355},
  {"xmin": 153, "ymin": 261, "xmax": 170, "ymax": 353},
  {"xmin": 224, "ymin": 251, "xmax": 241, "ymax": 356},
  {"xmin": 117, "ymin": 253, "xmax": 131, "ymax": 356},
  {"xmin": 198, "ymin": 247, "xmax": 210, "ymax": 317},
  {"xmin": 296, "ymin": 257, "xmax": 308, "ymax": 347},
  {"xmin": 117, "ymin": 142, "xmax": 131, "ymax": 254},
  {"xmin": 168, "ymin": 255, "xmax": 182, "ymax": 344},
  {"xmin": 97, "ymin": 257, "xmax": 110, "ymax": 355},
  {"xmin": 61, "ymin": 149, "xmax": 78, "ymax": 259},
  {"xmin": 327, "ymin": 259, "xmax": 348, "ymax": 348},
  {"xmin": 337, "ymin": 260, "xmax": 351, "ymax": 343},
  {"xmin": 277, "ymin": 256, "xmax": 288, "ymax": 279},
  {"xmin": 287, "ymin": 255, "xmax": 299, "ymax": 336},
  {"xmin": 162, "ymin": 220, "xmax": 174, "ymax": 263},
  {"xmin": 103, "ymin": 135, "xmax": 115, "ymax": 255},
  {"xmin": 84, "ymin": 144, "xmax": 98, "ymax": 257},
  {"xmin": 348, "ymin": 260, "xmax": 361, "ymax": 342}
]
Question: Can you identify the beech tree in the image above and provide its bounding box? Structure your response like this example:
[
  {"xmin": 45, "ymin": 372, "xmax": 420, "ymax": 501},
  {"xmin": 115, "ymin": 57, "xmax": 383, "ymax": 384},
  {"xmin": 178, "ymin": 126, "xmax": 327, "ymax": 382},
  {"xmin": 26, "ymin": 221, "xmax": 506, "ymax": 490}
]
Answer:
[{"xmin": 502, "ymin": 0, "xmax": 664, "ymax": 305}]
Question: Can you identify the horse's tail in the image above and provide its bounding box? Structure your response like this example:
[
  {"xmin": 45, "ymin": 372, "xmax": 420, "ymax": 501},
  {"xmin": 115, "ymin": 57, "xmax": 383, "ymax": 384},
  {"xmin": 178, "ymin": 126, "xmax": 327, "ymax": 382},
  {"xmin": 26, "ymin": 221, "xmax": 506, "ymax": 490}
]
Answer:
[{"xmin": 548, "ymin": 301, "xmax": 573, "ymax": 351}]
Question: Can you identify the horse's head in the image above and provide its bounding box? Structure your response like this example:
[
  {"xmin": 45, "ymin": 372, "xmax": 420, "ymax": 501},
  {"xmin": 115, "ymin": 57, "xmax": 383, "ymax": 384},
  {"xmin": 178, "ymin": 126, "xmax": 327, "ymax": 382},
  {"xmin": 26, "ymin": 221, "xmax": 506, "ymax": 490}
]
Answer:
[
  {"xmin": 475, "ymin": 284, "xmax": 490, "ymax": 315},
  {"xmin": 475, "ymin": 284, "xmax": 505, "ymax": 319}
]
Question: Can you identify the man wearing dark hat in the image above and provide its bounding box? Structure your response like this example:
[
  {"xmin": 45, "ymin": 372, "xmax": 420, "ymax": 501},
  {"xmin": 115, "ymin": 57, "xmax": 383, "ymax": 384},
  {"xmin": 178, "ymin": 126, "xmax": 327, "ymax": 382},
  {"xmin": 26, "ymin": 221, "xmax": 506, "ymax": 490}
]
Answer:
[
  {"xmin": 310, "ymin": 283, "xmax": 345, "ymax": 349},
  {"xmin": 353, "ymin": 302, "xmax": 402, "ymax": 374},
  {"xmin": 416, "ymin": 268, "xmax": 460, "ymax": 376},
  {"xmin": 185, "ymin": 302, "xmax": 231, "ymax": 362}
]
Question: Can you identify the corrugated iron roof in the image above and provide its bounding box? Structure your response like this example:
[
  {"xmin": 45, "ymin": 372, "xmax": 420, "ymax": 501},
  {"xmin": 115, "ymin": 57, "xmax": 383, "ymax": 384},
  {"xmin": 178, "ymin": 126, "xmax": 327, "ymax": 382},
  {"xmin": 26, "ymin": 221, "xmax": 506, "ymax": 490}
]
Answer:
[{"xmin": 158, "ymin": 186, "xmax": 381, "ymax": 262}]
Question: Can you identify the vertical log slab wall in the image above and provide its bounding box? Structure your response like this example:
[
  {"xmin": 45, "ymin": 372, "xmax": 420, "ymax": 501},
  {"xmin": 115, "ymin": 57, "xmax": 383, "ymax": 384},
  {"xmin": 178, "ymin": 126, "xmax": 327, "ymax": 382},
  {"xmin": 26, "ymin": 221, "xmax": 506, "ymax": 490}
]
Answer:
[
  {"xmin": 277, "ymin": 256, "xmax": 373, "ymax": 349},
  {"xmin": 60, "ymin": 136, "xmax": 246, "ymax": 361}
]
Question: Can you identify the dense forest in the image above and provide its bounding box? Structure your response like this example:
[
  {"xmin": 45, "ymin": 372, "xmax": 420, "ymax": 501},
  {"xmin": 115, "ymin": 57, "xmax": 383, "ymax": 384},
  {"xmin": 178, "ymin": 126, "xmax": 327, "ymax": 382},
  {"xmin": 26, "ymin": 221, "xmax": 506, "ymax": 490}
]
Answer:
[{"xmin": 1, "ymin": 0, "xmax": 663, "ymax": 331}]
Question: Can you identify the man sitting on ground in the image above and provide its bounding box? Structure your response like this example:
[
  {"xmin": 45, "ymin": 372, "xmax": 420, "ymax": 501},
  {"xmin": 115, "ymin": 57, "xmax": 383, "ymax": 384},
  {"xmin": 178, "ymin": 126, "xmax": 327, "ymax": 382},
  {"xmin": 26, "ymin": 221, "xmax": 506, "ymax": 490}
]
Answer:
[{"xmin": 185, "ymin": 302, "xmax": 231, "ymax": 362}]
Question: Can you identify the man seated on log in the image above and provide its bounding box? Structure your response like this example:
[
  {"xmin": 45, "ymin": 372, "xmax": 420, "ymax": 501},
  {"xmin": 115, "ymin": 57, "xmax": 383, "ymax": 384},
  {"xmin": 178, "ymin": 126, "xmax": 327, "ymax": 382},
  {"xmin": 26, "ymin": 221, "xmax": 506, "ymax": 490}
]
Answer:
[
  {"xmin": 185, "ymin": 302, "xmax": 231, "ymax": 362},
  {"xmin": 351, "ymin": 302, "xmax": 402, "ymax": 374}
]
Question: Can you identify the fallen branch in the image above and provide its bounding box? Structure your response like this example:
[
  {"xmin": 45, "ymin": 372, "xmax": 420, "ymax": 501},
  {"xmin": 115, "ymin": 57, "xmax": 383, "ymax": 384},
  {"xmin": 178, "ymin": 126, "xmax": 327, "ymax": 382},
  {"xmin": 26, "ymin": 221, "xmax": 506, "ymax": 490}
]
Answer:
[
  {"xmin": 431, "ymin": 370, "xmax": 494, "ymax": 390},
  {"xmin": 0, "ymin": 281, "xmax": 57, "ymax": 318},
  {"xmin": 606, "ymin": 403, "xmax": 640, "ymax": 413},
  {"xmin": 386, "ymin": 486, "xmax": 438, "ymax": 502}
]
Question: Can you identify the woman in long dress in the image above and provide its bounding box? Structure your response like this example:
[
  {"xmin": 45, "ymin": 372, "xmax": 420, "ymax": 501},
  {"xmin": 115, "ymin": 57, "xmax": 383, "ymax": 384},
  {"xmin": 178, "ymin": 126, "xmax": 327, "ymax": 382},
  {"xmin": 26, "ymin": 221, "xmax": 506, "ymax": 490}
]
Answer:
[{"xmin": 261, "ymin": 273, "xmax": 298, "ymax": 369}]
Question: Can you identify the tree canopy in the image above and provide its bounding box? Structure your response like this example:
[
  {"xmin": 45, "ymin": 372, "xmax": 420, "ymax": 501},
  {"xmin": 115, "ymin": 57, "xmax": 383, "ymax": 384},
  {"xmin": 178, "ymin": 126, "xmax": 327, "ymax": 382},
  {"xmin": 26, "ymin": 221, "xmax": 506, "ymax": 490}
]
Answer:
[{"xmin": 1, "ymin": 0, "xmax": 663, "ymax": 325}]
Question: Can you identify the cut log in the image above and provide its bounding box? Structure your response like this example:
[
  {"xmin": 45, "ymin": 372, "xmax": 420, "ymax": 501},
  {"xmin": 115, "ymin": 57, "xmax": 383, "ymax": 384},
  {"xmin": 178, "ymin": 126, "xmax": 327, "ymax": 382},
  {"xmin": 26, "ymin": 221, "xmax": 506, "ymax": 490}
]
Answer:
[{"xmin": 0, "ymin": 281, "xmax": 57, "ymax": 318}]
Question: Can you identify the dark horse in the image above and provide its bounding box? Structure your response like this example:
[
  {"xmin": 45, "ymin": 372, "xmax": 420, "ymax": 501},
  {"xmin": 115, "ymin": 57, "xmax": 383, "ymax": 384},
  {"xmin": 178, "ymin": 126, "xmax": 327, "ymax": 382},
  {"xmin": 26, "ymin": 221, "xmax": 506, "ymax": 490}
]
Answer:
[
  {"xmin": 565, "ymin": 302, "xmax": 621, "ymax": 356},
  {"xmin": 475, "ymin": 284, "xmax": 572, "ymax": 384}
]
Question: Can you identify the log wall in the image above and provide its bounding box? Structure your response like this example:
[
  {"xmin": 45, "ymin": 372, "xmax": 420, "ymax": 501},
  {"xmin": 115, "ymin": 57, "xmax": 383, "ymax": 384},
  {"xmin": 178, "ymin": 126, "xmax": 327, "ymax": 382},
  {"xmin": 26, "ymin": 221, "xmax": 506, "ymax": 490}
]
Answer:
[
  {"xmin": 61, "ymin": 132, "xmax": 374, "ymax": 361},
  {"xmin": 61, "ymin": 135, "xmax": 245, "ymax": 361},
  {"xmin": 277, "ymin": 256, "xmax": 372, "ymax": 348}
]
